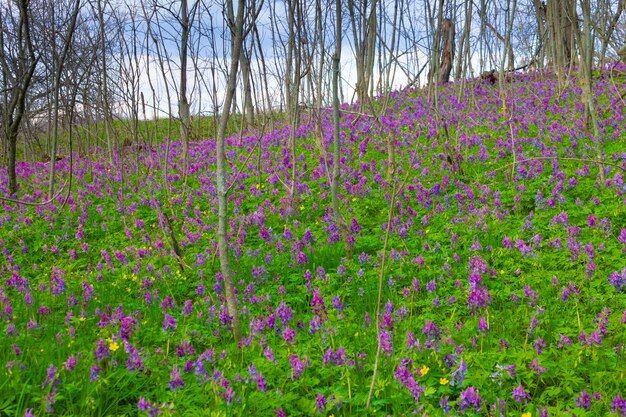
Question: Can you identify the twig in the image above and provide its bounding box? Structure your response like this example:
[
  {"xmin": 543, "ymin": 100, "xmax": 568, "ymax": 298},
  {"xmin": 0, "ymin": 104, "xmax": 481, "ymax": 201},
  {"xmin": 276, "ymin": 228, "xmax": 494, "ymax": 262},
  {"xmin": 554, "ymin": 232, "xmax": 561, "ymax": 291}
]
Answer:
[{"xmin": 0, "ymin": 178, "xmax": 69, "ymax": 206}]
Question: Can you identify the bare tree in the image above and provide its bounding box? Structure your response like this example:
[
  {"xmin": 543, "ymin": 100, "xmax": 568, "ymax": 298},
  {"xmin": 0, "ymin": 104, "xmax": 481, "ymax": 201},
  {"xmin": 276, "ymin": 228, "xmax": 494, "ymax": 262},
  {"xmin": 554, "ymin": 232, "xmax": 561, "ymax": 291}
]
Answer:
[
  {"xmin": 439, "ymin": 17, "xmax": 455, "ymax": 83},
  {"xmin": 0, "ymin": 0, "xmax": 40, "ymax": 195},
  {"xmin": 48, "ymin": 0, "xmax": 82, "ymax": 197},
  {"xmin": 348, "ymin": 0, "xmax": 377, "ymax": 105},
  {"xmin": 216, "ymin": 0, "xmax": 248, "ymax": 340}
]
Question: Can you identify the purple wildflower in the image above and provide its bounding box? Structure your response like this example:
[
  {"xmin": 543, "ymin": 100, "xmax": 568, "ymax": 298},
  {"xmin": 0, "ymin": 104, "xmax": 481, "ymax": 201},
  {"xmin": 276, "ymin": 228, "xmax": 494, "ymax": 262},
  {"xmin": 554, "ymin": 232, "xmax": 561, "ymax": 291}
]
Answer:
[
  {"xmin": 608, "ymin": 268, "xmax": 626, "ymax": 293},
  {"xmin": 511, "ymin": 383, "xmax": 530, "ymax": 403},
  {"xmin": 282, "ymin": 327, "xmax": 296, "ymax": 345},
  {"xmin": 181, "ymin": 300, "xmax": 193, "ymax": 316},
  {"xmin": 530, "ymin": 358, "xmax": 548, "ymax": 376},
  {"xmin": 458, "ymin": 386, "xmax": 481, "ymax": 412},
  {"xmin": 315, "ymin": 393, "xmax": 327, "ymax": 414},
  {"xmin": 162, "ymin": 313, "xmax": 176, "ymax": 332},
  {"xmin": 90, "ymin": 365, "xmax": 101, "ymax": 382},
  {"xmin": 64, "ymin": 355, "xmax": 77, "ymax": 371},
  {"xmin": 612, "ymin": 393, "xmax": 626, "ymax": 416},
  {"xmin": 576, "ymin": 390, "xmax": 592, "ymax": 410},
  {"xmin": 478, "ymin": 316, "xmax": 489, "ymax": 333},
  {"xmin": 380, "ymin": 330, "xmax": 393, "ymax": 357},
  {"xmin": 168, "ymin": 365, "xmax": 185, "ymax": 391},
  {"xmin": 450, "ymin": 358, "xmax": 467, "ymax": 386},
  {"xmin": 277, "ymin": 301, "xmax": 293, "ymax": 326},
  {"xmin": 290, "ymin": 354, "xmax": 305, "ymax": 380}
]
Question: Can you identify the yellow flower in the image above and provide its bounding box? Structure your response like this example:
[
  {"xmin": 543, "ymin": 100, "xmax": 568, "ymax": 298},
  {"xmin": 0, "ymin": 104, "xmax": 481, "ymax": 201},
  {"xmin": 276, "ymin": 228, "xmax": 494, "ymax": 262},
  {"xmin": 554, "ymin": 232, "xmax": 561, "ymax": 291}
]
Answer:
[
  {"xmin": 420, "ymin": 365, "xmax": 429, "ymax": 376},
  {"xmin": 109, "ymin": 341, "xmax": 120, "ymax": 352},
  {"xmin": 255, "ymin": 183, "xmax": 260, "ymax": 189},
  {"xmin": 440, "ymin": 378, "xmax": 449, "ymax": 385},
  {"xmin": 521, "ymin": 413, "xmax": 532, "ymax": 417}
]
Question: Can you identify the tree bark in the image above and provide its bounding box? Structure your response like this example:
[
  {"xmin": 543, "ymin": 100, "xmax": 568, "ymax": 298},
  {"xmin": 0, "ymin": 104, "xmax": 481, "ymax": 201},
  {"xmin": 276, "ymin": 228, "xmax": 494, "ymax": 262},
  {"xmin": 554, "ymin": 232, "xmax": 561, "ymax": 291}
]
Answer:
[
  {"xmin": 439, "ymin": 18, "xmax": 454, "ymax": 84},
  {"xmin": 179, "ymin": 0, "xmax": 192, "ymax": 168},
  {"xmin": 217, "ymin": 0, "xmax": 246, "ymax": 341},
  {"xmin": 2, "ymin": 0, "xmax": 39, "ymax": 196}
]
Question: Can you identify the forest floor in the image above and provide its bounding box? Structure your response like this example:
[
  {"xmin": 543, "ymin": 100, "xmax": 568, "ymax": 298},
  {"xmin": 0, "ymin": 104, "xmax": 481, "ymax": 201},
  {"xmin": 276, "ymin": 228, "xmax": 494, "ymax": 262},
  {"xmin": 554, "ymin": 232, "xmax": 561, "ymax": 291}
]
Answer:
[{"xmin": 1, "ymin": 68, "xmax": 626, "ymax": 416}]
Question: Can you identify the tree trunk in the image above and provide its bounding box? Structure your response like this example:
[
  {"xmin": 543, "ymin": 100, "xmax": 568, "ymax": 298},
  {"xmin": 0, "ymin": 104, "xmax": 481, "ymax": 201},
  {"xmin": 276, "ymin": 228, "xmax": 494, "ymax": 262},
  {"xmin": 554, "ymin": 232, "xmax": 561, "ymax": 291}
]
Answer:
[
  {"xmin": 7, "ymin": 130, "xmax": 17, "ymax": 196},
  {"xmin": 179, "ymin": 0, "xmax": 191, "ymax": 168},
  {"xmin": 97, "ymin": 0, "xmax": 113, "ymax": 163},
  {"xmin": 240, "ymin": 50, "xmax": 254, "ymax": 129},
  {"xmin": 439, "ymin": 18, "xmax": 454, "ymax": 84},
  {"xmin": 49, "ymin": 0, "xmax": 81, "ymax": 198},
  {"xmin": 1, "ymin": 0, "xmax": 39, "ymax": 196},
  {"xmin": 216, "ymin": 0, "xmax": 247, "ymax": 341},
  {"xmin": 331, "ymin": 0, "xmax": 351, "ymax": 258}
]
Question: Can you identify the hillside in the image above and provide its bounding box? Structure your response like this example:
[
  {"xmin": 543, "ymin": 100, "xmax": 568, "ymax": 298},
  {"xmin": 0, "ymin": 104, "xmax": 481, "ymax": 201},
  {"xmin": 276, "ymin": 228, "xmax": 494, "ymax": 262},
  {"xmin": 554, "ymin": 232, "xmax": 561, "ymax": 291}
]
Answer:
[{"xmin": 1, "ymin": 69, "xmax": 626, "ymax": 416}]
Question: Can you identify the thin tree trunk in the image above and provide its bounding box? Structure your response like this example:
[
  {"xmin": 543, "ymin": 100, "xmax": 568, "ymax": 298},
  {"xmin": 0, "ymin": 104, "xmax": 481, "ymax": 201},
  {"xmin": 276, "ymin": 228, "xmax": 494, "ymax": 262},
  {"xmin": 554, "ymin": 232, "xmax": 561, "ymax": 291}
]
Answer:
[
  {"xmin": 439, "ymin": 18, "xmax": 454, "ymax": 84},
  {"xmin": 97, "ymin": 0, "xmax": 113, "ymax": 163},
  {"xmin": 331, "ymin": 0, "xmax": 351, "ymax": 258},
  {"xmin": 217, "ymin": 0, "xmax": 246, "ymax": 341},
  {"xmin": 49, "ymin": 0, "xmax": 81, "ymax": 198},
  {"xmin": 179, "ymin": 0, "xmax": 192, "ymax": 168}
]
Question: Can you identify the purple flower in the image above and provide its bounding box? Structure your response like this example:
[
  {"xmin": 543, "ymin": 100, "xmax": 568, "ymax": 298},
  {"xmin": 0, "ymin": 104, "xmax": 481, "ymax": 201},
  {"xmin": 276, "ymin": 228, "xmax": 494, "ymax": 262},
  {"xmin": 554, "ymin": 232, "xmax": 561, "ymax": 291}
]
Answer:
[
  {"xmin": 44, "ymin": 387, "xmax": 57, "ymax": 413},
  {"xmin": 176, "ymin": 340, "xmax": 195, "ymax": 357},
  {"xmin": 315, "ymin": 393, "xmax": 327, "ymax": 414},
  {"xmin": 380, "ymin": 330, "xmax": 393, "ymax": 357},
  {"xmin": 42, "ymin": 364, "xmax": 58, "ymax": 389},
  {"xmin": 478, "ymin": 316, "xmax": 489, "ymax": 333},
  {"xmin": 533, "ymin": 337, "xmax": 546, "ymax": 355},
  {"xmin": 282, "ymin": 327, "xmax": 296, "ymax": 345},
  {"xmin": 257, "ymin": 373, "xmax": 267, "ymax": 392},
  {"xmin": 290, "ymin": 354, "xmax": 305, "ymax": 380},
  {"xmin": 458, "ymin": 386, "xmax": 481, "ymax": 412},
  {"xmin": 576, "ymin": 390, "xmax": 592, "ymax": 410},
  {"xmin": 558, "ymin": 334, "xmax": 572, "ymax": 348},
  {"xmin": 222, "ymin": 385, "xmax": 235, "ymax": 405},
  {"xmin": 64, "ymin": 355, "xmax": 77, "ymax": 371},
  {"xmin": 95, "ymin": 339, "xmax": 111, "ymax": 361},
  {"xmin": 450, "ymin": 358, "xmax": 467, "ymax": 386},
  {"xmin": 440, "ymin": 395, "xmax": 450, "ymax": 414},
  {"xmin": 530, "ymin": 358, "xmax": 548, "ymax": 376},
  {"xmin": 612, "ymin": 393, "xmax": 626, "ymax": 416},
  {"xmin": 311, "ymin": 288, "xmax": 326, "ymax": 318},
  {"xmin": 137, "ymin": 397, "xmax": 162, "ymax": 416},
  {"xmin": 511, "ymin": 383, "xmax": 530, "ymax": 403},
  {"xmin": 181, "ymin": 300, "xmax": 193, "ymax": 316},
  {"xmin": 608, "ymin": 268, "xmax": 626, "ymax": 293},
  {"xmin": 277, "ymin": 301, "xmax": 293, "ymax": 326},
  {"xmin": 331, "ymin": 295, "xmax": 345, "ymax": 312},
  {"xmin": 90, "ymin": 365, "xmax": 101, "ymax": 382},
  {"xmin": 169, "ymin": 365, "xmax": 185, "ymax": 391},
  {"xmin": 163, "ymin": 313, "xmax": 177, "ymax": 332},
  {"xmin": 263, "ymin": 345, "xmax": 277, "ymax": 364}
]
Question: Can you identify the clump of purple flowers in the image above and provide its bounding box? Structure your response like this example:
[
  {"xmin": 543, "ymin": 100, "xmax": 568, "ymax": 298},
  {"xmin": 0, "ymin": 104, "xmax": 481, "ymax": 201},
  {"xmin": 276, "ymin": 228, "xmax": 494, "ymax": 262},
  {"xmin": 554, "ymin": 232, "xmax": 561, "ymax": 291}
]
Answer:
[
  {"xmin": 511, "ymin": 383, "xmax": 530, "ymax": 403},
  {"xmin": 613, "ymin": 393, "xmax": 626, "ymax": 416},
  {"xmin": 458, "ymin": 386, "xmax": 481, "ymax": 413},
  {"xmin": 608, "ymin": 268, "xmax": 626, "ymax": 293},
  {"xmin": 137, "ymin": 397, "xmax": 162, "ymax": 416}
]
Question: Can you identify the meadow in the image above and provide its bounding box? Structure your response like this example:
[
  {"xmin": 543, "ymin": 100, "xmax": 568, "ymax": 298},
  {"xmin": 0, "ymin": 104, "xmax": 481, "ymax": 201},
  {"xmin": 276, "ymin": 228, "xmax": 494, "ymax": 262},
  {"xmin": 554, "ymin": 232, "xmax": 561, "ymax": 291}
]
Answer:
[{"xmin": 1, "ymin": 69, "xmax": 625, "ymax": 416}]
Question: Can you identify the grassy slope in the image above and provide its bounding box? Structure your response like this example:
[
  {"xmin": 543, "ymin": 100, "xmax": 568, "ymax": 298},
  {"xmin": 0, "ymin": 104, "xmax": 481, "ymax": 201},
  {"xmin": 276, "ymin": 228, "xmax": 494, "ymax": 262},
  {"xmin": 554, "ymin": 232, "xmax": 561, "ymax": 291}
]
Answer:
[{"xmin": 1, "ymin": 69, "xmax": 626, "ymax": 416}]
